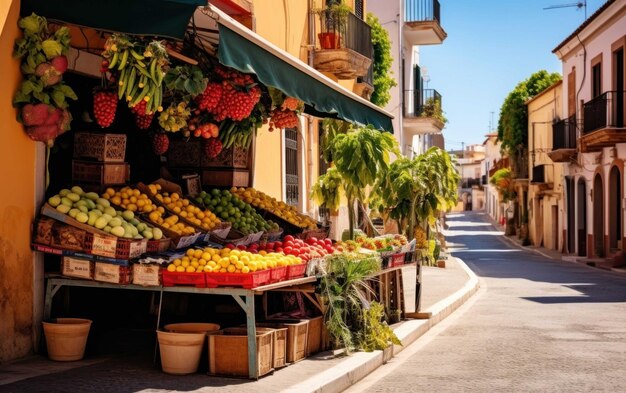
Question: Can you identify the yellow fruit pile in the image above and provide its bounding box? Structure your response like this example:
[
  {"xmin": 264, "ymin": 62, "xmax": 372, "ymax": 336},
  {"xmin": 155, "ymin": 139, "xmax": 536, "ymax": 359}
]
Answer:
[
  {"xmin": 147, "ymin": 183, "xmax": 221, "ymax": 231},
  {"xmin": 231, "ymin": 187, "xmax": 317, "ymax": 229},
  {"xmin": 102, "ymin": 187, "xmax": 157, "ymax": 213},
  {"xmin": 166, "ymin": 247, "xmax": 303, "ymax": 274},
  {"xmin": 147, "ymin": 209, "xmax": 196, "ymax": 236}
]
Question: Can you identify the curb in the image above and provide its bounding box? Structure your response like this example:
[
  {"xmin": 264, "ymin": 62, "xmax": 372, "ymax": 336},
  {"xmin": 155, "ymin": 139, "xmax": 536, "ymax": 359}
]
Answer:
[{"xmin": 286, "ymin": 258, "xmax": 480, "ymax": 393}]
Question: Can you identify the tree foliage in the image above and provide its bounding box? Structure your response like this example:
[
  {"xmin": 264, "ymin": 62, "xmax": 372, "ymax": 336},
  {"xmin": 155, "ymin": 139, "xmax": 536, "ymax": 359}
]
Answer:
[
  {"xmin": 371, "ymin": 147, "xmax": 460, "ymax": 238},
  {"xmin": 489, "ymin": 168, "xmax": 516, "ymax": 202},
  {"xmin": 367, "ymin": 13, "xmax": 397, "ymax": 107},
  {"xmin": 497, "ymin": 70, "xmax": 561, "ymax": 175}
]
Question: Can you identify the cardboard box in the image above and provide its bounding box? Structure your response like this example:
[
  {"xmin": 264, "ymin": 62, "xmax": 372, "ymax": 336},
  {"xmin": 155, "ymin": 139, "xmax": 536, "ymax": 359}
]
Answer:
[
  {"xmin": 132, "ymin": 264, "xmax": 161, "ymax": 286},
  {"xmin": 94, "ymin": 262, "xmax": 131, "ymax": 284},
  {"xmin": 33, "ymin": 217, "xmax": 55, "ymax": 245},
  {"xmin": 51, "ymin": 221, "xmax": 87, "ymax": 251},
  {"xmin": 61, "ymin": 256, "xmax": 94, "ymax": 280}
]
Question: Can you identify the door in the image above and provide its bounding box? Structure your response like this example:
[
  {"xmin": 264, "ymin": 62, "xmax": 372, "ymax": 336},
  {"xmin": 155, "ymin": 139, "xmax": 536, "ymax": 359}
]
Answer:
[
  {"xmin": 593, "ymin": 174, "xmax": 604, "ymax": 257},
  {"xmin": 566, "ymin": 177, "xmax": 576, "ymax": 253},
  {"xmin": 609, "ymin": 166, "xmax": 622, "ymax": 252},
  {"xmin": 577, "ymin": 178, "xmax": 587, "ymax": 256},
  {"xmin": 284, "ymin": 128, "xmax": 299, "ymax": 207}
]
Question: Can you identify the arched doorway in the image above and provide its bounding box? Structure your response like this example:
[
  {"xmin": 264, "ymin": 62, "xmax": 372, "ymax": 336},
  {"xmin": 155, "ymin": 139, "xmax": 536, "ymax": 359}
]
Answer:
[
  {"xmin": 593, "ymin": 173, "xmax": 604, "ymax": 257},
  {"xmin": 577, "ymin": 179, "xmax": 587, "ymax": 256},
  {"xmin": 609, "ymin": 166, "xmax": 622, "ymax": 252}
]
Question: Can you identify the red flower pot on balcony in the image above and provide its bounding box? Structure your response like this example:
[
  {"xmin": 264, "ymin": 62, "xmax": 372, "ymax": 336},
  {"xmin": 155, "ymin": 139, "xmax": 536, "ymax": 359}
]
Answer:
[{"xmin": 318, "ymin": 32, "xmax": 341, "ymax": 49}]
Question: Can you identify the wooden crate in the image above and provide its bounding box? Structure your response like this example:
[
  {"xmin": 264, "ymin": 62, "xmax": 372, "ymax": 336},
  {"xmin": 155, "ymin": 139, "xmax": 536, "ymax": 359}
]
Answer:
[
  {"xmin": 208, "ymin": 328, "xmax": 274, "ymax": 378},
  {"xmin": 167, "ymin": 139, "xmax": 250, "ymax": 169},
  {"xmin": 201, "ymin": 168, "xmax": 250, "ymax": 188},
  {"xmin": 233, "ymin": 327, "xmax": 287, "ymax": 369},
  {"xmin": 304, "ymin": 316, "xmax": 324, "ymax": 356},
  {"xmin": 72, "ymin": 160, "xmax": 129, "ymax": 185},
  {"xmin": 73, "ymin": 132, "xmax": 127, "ymax": 162},
  {"xmin": 132, "ymin": 264, "xmax": 161, "ymax": 287},
  {"xmin": 259, "ymin": 320, "xmax": 308, "ymax": 363}
]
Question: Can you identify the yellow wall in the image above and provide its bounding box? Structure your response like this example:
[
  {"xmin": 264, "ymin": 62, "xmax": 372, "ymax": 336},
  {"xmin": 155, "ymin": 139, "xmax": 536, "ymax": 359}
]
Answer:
[
  {"xmin": 0, "ymin": 0, "xmax": 37, "ymax": 362},
  {"xmin": 251, "ymin": 0, "xmax": 310, "ymax": 201}
]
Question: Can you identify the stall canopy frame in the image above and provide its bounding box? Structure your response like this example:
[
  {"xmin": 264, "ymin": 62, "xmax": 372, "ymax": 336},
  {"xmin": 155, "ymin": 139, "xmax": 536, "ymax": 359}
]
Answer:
[{"xmin": 199, "ymin": 5, "xmax": 394, "ymax": 132}]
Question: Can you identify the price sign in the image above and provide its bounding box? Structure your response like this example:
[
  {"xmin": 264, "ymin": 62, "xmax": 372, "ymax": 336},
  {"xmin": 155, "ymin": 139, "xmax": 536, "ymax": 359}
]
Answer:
[{"xmin": 90, "ymin": 234, "xmax": 117, "ymax": 258}]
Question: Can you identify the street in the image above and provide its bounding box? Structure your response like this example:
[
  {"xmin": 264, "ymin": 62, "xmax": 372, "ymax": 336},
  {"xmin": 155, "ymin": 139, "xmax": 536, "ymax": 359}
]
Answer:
[{"xmin": 349, "ymin": 211, "xmax": 626, "ymax": 392}]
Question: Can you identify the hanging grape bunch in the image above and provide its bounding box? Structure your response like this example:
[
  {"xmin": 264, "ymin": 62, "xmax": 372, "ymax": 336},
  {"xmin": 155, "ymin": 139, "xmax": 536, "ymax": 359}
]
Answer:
[
  {"xmin": 268, "ymin": 96, "xmax": 301, "ymax": 131},
  {"xmin": 158, "ymin": 101, "xmax": 191, "ymax": 132}
]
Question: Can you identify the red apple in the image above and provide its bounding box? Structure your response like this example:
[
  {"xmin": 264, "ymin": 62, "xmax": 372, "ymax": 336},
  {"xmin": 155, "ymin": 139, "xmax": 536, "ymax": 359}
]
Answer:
[{"xmin": 225, "ymin": 243, "xmax": 236, "ymax": 249}]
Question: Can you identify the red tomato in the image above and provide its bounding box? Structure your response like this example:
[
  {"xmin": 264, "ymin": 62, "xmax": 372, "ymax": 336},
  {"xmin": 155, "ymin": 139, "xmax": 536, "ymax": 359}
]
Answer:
[
  {"xmin": 284, "ymin": 235, "xmax": 295, "ymax": 242},
  {"xmin": 225, "ymin": 243, "xmax": 235, "ymax": 249},
  {"xmin": 284, "ymin": 246, "xmax": 293, "ymax": 254}
]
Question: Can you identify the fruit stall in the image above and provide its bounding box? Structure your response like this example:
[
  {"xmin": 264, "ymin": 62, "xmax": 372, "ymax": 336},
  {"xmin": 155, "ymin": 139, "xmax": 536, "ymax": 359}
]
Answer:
[{"xmin": 13, "ymin": 7, "xmax": 412, "ymax": 380}]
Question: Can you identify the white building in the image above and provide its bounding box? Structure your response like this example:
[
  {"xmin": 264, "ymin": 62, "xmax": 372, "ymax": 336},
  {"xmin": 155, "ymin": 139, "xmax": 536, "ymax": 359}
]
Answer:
[
  {"xmin": 551, "ymin": 0, "xmax": 626, "ymax": 263},
  {"xmin": 368, "ymin": 0, "xmax": 447, "ymax": 156}
]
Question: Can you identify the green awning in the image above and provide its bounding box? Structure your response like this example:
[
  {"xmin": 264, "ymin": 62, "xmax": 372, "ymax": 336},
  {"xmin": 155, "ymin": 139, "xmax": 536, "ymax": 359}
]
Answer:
[
  {"xmin": 21, "ymin": 0, "xmax": 205, "ymax": 39},
  {"xmin": 213, "ymin": 13, "xmax": 393, "ymax": 132}
]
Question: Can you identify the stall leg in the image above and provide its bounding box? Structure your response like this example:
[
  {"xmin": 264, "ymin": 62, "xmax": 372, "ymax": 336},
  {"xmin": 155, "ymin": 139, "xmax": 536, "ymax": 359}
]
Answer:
[
  {"xmin": 232, "ymin": 293, "xmax": 258, "ymax": 379},
  {"xmin": 153, "ymin": 289, "xmax": 164, "ymax": 365}
]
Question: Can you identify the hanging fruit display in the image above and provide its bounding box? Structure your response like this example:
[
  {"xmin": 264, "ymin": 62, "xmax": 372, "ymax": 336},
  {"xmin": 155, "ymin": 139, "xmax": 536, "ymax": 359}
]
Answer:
[
  {"xmin": 101, "ymin": 35, "xmax": 169, "ymax": 117},
  {"xmin": 158, "ymin": 102, "xmax": 191, "ymax": 132},
  {"xmin": 267, "ymin": 88, "xmax": 303, "ymax": 131},
  {"xmin": 13, "ymin": 14, "xmax": 77, "ymax": 146},
  {"xmin": 130, "ymin": 100, "xmax": 154, "ymax": 129},
  {"xmin": 152, "ymin": 133, "xmax": 170, "ymax": 155},
  {"xmin": 92, "ymin": 89, "xmax": 118, "ymax": 128},
  {"xmin": 204, "ymin": 138, "xmax": 223, "ymax": 159}
]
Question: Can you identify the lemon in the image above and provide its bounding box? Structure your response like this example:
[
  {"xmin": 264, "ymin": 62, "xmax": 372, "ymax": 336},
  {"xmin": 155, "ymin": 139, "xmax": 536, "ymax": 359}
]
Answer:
[{"xmin": 167, "ymin": 264, "xmax": 176, "ymax": 272}]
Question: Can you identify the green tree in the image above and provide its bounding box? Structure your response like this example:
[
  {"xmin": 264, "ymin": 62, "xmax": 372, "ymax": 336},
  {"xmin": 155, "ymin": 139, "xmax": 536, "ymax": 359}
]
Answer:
[
  {"xmin": 372, "ymin": 147, "xmax": 460, "ymax": 239},
  {"xmin": 497, "ymin": 70, "xmax": 561, "ymax": 176},
  {"xmin": 367, "ymin": 13, "xmax": 397, "ymax": 107}
]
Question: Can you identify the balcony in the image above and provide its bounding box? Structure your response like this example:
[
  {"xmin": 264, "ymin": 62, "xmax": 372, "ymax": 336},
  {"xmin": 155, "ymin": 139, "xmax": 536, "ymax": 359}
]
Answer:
[
  {"xmin": 580, "ymin": 91, "xmax": 626, "ymax": 152},
  {"xmin": 403, "ymin": 89, "xmax": 445, "ymax": 138},
  {"xmin": 313, "ymin": 10, "xmax": 373, "ymax": 79},
  {"xmin": 404, "ymin": 0, "xmax": 447, "ymax": 46},
  {"xmin": 488, "ymin": 157, "xmax": 509, "ymax": 177},
  {"xmin": 548, "ymin": 115, "xmax": 577, "ymax": 163}
]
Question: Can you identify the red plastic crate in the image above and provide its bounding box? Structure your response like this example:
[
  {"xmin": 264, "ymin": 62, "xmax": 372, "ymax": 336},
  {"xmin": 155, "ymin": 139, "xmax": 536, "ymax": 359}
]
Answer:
[
  {"xmin": 162, "ymin": 270, "xmax": 206, "ymax": 288},
  {"xmin": 390, "ymin": 253, "xmax": 406, "ymax": 267},
  {"xmin": 205, "ymin": 270, "xmax": 271, "ymax": 289},
  {"xmin": 287, "ymin": 263, "xmax": 307, "ymax": 279},
  {"xmin": 269, "ymin": 266, "xmax": 288, "ymax": 283}
]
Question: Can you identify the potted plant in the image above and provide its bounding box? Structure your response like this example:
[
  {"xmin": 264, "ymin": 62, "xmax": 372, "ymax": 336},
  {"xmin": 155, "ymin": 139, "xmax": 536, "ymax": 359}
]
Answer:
[{"xmin": 317, "ymin": 1, "xmax": 352, "ymax": 49}]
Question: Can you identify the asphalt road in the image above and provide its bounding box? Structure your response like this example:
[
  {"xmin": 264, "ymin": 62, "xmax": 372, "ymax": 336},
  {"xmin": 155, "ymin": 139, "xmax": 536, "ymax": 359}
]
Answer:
[{"xmin": 349, "ymin": 211, "xmax": 626, "ymax": 393}]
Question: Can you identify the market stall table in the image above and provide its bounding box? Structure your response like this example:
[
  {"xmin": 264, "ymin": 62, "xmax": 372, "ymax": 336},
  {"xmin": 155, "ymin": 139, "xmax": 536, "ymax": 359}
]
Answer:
[{"xmin": 43, "ymin": 275, "xmax": 317, "ymax": 379}]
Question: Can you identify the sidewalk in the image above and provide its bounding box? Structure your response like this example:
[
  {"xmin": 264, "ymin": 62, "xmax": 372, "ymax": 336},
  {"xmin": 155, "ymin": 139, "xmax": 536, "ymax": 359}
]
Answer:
[{"xmin": 0, "ymin": 259, "xmax": 478, "ymax": 393}]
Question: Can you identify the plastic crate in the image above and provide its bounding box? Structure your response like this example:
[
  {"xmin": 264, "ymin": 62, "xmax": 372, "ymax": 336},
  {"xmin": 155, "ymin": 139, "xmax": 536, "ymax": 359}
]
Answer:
[
  {"xmin": 162, "ymin": 270, "xmax": 206, "ymax": 288},
  {"xmin": 73, "ymin": 132, "xmax": 127, "ymax": 162},
  {"xmin": 146, "ymin": 238, "xmax": 171, "ymax": 253},
  {"xmin": 205, "ymin": 270, "xmax": 271, "ymax": 289},
  {"xmin": 269, "ymin": 266, "xmax": 288, "ymax": 283},
  {"xmin": 389, "ymin": 253, "xmax": 406, "ymax": 268},
  {"xmin": 287, "ymin": 263, "xmax": 307, "ymax": 279}
]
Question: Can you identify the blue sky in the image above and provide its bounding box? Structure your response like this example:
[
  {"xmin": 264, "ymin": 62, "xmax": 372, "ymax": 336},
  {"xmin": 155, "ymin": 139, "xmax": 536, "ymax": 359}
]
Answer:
[{"xmin": 418, "ymin": 0, "xmax": 604, "ymax": 150}]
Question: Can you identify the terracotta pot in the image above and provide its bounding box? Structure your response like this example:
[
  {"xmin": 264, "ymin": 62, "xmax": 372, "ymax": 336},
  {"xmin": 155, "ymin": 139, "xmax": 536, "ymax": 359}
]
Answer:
[
  {"xmin": 42, "ymin": 318, "xmax": 92, "ymax": 361},
  {"xmin": 318, "ymin": 32, "xmax": 341, "ymax": 49}
]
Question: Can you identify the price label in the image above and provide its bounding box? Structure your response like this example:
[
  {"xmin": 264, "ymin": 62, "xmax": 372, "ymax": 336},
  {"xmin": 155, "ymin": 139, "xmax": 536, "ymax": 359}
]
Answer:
[
  {"xmin": 128, "ymin": 240, "xmax": 147, "ymax": 259},
  {"xmin": 91, "ymin": 234, "xmax": 117, "ymax": 258}
]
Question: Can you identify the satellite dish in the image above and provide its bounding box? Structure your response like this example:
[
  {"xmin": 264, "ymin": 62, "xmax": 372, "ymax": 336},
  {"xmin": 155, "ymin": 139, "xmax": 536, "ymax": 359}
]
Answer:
[{"xmin": 544, "ymin": 1, "xmax": 587, "ymax": 18}]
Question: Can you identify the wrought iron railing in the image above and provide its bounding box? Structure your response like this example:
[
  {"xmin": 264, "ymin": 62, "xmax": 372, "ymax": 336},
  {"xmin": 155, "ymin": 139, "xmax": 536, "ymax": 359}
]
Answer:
[
  {"xmin": 405, "ymin": 0, "xmax": 441, "ymax": 24},
  {"xmin": 318, "ymin": 9, "xmax": 372, "ymax": 59},
  {"xmin": 552, "ymin": 114, "xmax": 577, "ymax": 150},
  {"xmin": 460, "ymin": 178, "xmax": 481, "ymax": 188},
  {"xmin": 583, "ymin": 91, "xmax": 625, "ymax": 134},
  {"xmin": 403, "ymin": 88, "xmax": 442, "ymax": 119}
]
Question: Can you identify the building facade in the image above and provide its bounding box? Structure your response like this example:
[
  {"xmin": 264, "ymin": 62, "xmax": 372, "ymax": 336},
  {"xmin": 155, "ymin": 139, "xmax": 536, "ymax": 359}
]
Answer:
[
  {"xmin": 552, "ymin": 0, "xmax": 626, "ymax": 262},
  {"xmin": 368, "ymin": 0, "xmax": 447, "ymax": 156},
  {"xmin": 527, "ymin": 81, "xmax": 564, "ymax": 251}
]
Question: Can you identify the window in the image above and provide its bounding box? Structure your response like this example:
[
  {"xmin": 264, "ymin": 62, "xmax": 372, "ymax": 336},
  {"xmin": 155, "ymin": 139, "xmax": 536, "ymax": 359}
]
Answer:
[
  {"xmin": 354, "ymin": 0, "xmax": 364, "ymax": 19},
  {"xmin": 284, "ymin": 128, "xmax": 299, "ymax": 207},
  {"xmin": 591, "ymin": 53, "xmax": 602, "ymax": 98},
  {"xmin": 592, "ymin": 63, "xmax": 602, "ymax": 98}
]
